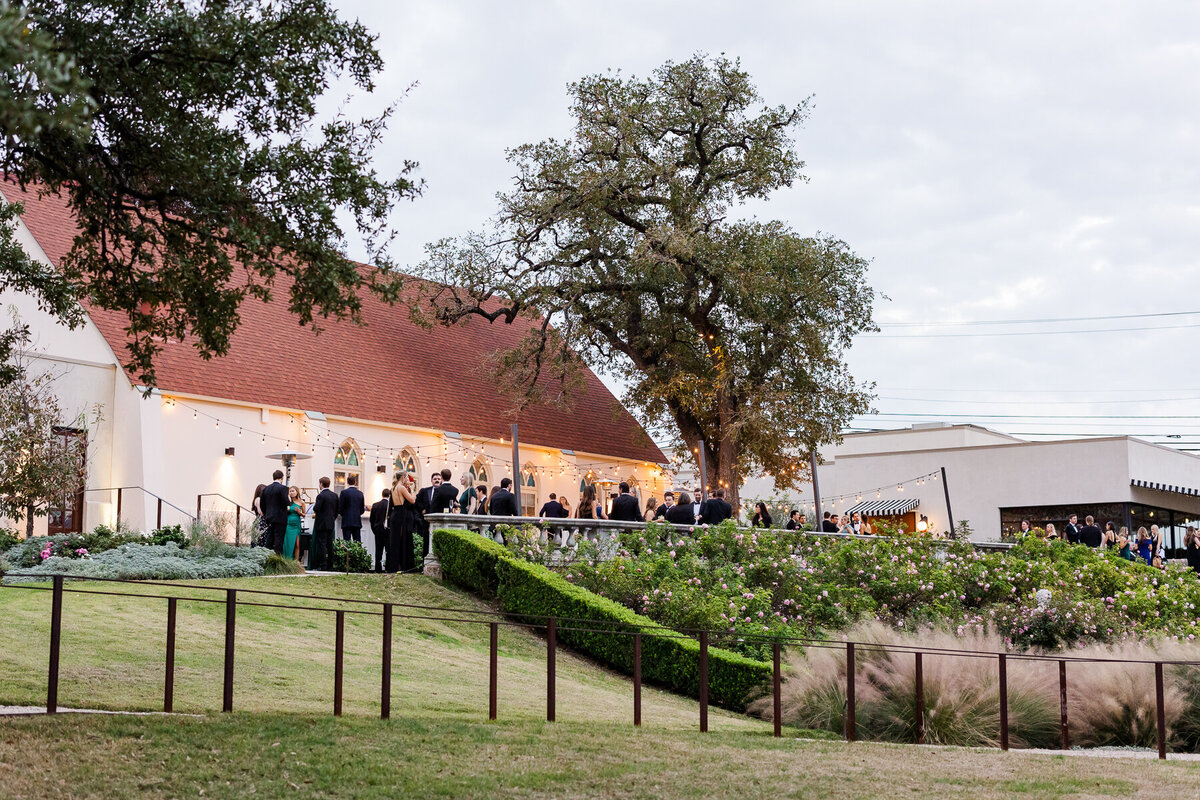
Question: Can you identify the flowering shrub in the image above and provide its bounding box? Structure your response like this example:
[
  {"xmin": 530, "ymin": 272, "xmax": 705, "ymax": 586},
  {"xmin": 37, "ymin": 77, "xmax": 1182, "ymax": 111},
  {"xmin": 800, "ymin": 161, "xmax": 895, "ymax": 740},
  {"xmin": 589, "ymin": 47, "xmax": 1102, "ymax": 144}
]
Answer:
[
  {"xmin": 5, "ymin": 525, "xmax": 145, "ymax": 567},
  {"xmin": 507, "ymin": 520, "xmax": 1200, "ymax": 655}
]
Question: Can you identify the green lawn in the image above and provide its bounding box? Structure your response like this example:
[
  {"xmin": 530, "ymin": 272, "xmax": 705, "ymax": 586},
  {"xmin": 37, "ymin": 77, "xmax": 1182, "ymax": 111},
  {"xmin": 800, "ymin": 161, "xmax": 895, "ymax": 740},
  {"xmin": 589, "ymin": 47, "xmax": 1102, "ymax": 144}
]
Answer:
[
  {"xmin": 3, "ymin": 712, "xmax": 1200, "ymax": 799},
  {"xmin": 3, "ymin": 575, "xmax": 1200, "ymax": 798},
  {"xmin": 0, "ymin": 574, "xmax": 758, "ymax": 728}
]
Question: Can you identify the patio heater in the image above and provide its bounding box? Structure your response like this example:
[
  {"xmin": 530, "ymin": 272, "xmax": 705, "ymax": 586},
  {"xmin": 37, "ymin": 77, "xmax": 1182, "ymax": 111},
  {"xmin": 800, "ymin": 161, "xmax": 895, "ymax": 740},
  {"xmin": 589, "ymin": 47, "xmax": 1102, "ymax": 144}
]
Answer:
[{"xmin": 266, "ymin": 449, "xmax": 313, "ymax": 487}]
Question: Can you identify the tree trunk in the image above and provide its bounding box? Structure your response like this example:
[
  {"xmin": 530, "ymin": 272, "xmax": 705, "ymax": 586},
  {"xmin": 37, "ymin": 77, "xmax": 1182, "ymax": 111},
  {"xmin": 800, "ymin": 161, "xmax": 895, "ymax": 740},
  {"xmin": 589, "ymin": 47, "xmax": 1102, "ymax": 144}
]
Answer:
[
  {"xmin": 715, "ymin": 386, "xmax": 742, "ymax": 512},
  {"xmin": 25, "ymin": 504, "xmax": 34, "ymax": 539}
]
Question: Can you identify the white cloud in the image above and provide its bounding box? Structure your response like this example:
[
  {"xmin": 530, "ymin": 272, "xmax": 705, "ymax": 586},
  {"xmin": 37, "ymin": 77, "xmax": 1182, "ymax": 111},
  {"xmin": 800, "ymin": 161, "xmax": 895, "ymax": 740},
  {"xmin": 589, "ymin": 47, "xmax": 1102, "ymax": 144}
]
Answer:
[{"xmin": 328, "ymin": 0, "xmax": 1200, "ymax": 439}]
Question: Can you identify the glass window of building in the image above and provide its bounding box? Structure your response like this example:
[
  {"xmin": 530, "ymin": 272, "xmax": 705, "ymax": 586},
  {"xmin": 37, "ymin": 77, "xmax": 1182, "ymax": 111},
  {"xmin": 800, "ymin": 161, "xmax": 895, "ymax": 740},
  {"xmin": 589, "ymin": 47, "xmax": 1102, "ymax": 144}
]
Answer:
[{"xmin": 332, "ymin": 439, "xmax": 363, "ymax": 494}]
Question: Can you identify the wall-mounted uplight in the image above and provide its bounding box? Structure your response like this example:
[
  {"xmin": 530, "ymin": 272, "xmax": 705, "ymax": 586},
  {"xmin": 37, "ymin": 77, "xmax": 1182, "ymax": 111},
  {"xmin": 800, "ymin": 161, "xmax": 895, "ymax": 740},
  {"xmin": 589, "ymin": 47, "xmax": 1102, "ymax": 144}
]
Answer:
[{"xmin": 224, "ymin": 447, "xmax": 236, "ymax": 457}]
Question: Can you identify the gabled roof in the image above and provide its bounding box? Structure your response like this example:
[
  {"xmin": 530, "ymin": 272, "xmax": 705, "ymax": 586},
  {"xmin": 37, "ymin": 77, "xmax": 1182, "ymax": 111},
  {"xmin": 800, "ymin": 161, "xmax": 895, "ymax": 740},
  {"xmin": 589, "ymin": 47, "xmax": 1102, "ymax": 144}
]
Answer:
[{"xmin": 4, "ymin": 183, "xmax": 664, "ymax": 463}]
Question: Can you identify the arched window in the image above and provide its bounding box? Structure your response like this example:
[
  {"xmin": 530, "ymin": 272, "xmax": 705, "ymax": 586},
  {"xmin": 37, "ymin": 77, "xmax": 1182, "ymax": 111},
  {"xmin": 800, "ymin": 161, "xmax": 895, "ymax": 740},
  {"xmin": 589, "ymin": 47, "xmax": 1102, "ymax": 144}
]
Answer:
[
  {"xmin": 332, "ymin": 439, "xmax": 363, "ymax": 494},
  {"xmin": 394, "ymin": 447, "xmax": 419, "ymax": 486},
  {"xmin": 521, "ymin": 463, "xmax": 538, "ymax": 517},
  {"xmin": 469, "ymin": 458, "xmax": 489, "ymax": 487}
]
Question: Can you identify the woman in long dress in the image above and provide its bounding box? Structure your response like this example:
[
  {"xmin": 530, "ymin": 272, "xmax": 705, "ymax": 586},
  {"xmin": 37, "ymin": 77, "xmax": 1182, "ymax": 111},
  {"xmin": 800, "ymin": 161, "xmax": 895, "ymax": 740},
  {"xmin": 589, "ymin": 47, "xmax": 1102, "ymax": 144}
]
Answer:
[
  {"xmin": 283, "ymin": 486, "xmax": 305, "ymax": 561},
  {"xmin": 387, "ymin": 474, "xmax": 418, "ymax": 573}
]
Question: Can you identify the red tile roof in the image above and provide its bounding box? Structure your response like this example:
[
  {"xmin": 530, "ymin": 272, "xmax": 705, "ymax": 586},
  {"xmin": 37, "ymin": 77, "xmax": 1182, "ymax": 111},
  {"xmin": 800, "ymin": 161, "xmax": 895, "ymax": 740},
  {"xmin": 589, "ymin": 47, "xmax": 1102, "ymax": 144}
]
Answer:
[{"xmin": 4, "ymin": 184, "xmax": 664, "ymax": 463}]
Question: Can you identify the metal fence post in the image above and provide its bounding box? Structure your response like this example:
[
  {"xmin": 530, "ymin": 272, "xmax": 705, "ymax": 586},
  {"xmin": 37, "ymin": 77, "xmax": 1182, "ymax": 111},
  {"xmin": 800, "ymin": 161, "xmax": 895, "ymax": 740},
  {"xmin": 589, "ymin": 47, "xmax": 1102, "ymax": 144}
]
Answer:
[
  {"xmin": 197, "ymin": 495, "xmax": 202, "ymax": 520},
  {"xmin": 546, "ymin": 618, "xmax": 556, "ymax": 722},
  {"xmin": 773, "ymin": 641, "xmax": 782, "ymax": 738},
  {"xmin": 157, "ymin": 498, "xmax": 163, "ymax": 530},
  {"xmin": 47, "ymin": 575, "xmax": 63, "ymax": 714},
  {"xmin": 914, "ymin": 652, "xmax": 925, "ymax": 744},
  {"xmin": 164, "ymin": 597, "xmax": 177, "ymax": 713},
  {"xmin": 845, "ymin": 642, "xmax": 856, "ymax": 742},
  {"xmin": 699, "ymin": 630, "xmax": 709, "ymax": 733},
  {"xmin": 381, "ymin": 603, "xmax": 392, "ymax": 720},
  {"xmin": 1059, "ymin": 660, "xmax": 1069, "ymax": 750},
  {"xmin": 998, "ymin": 653, "xmax": 1008, "ymax": 751},
  {"xmin": 1156, "ymin": 662, "xmax": 1167, "ymax": 760},
  {"xmin": 633, "ymin": 633, "xmax": 642, "ymax": 727},
  {"xmin": 489, "ymin": 622, "xmax": 498, "ymax": 721},
  {"xmin": 116, "ymin": 488, "xmax": 123, "ymax": 525},
  {"xmin": 222, "ymin": 589, "xmax": 236, "ymax": 713},
  {"xmin": 334, "ymin": 610, "xmax": 345, "ymax": 717}
]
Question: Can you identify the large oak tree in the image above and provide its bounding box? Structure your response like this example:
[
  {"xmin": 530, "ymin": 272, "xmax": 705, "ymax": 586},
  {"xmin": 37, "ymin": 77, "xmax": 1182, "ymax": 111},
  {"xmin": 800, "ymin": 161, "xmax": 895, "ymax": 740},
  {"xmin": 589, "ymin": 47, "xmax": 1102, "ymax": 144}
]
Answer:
[
  {"xmin": 416, "ymin": 55, "xmax": 876, "ymax": 506},
  {"xmin": 0, "ymin": 0, "xmax": 416, "ymax": 387}
]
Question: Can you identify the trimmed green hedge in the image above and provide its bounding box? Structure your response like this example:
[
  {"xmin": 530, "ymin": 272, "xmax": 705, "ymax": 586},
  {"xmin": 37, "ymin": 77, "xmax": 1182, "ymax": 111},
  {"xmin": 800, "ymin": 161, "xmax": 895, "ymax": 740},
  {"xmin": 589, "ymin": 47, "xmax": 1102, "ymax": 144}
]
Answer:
[{"xmin": 434, "ymin": 528, "xmax": 771, "ymax": 709}]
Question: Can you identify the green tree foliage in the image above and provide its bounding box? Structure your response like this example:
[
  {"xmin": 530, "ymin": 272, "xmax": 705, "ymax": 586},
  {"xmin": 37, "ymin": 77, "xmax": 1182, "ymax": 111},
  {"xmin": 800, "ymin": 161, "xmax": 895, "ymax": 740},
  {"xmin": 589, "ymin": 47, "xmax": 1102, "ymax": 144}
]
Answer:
[
  {"xmin": 0, "ymin": 0, "xmax": 418, "ymax": 387},
  {"xmin": 416, "ymin": 55, "xmax": 874, "ymax": 504},
  {"xmin": 0, "ymin": 320, "xmax": 94, "ymax": 537}
]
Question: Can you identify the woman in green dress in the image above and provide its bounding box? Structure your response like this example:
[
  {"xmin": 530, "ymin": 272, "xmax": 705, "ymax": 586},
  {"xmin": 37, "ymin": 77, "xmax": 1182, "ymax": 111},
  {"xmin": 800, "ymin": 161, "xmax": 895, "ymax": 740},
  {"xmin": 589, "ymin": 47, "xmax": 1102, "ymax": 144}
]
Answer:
[{"xmin": 283, "ymin": 486, "xmax": 305, "ymax": 561}]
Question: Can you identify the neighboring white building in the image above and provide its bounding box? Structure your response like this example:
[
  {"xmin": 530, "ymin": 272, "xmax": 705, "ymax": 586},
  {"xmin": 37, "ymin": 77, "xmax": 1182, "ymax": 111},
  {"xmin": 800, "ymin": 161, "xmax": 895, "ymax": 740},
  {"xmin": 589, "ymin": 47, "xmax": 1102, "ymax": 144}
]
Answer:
[
  {"xmin": 1, "ymin": 185, "xmax": 667, "ymax": 540},
  {"xmin": 741, "ymin": 422, "xmax": 1200, "ymax": 548}
]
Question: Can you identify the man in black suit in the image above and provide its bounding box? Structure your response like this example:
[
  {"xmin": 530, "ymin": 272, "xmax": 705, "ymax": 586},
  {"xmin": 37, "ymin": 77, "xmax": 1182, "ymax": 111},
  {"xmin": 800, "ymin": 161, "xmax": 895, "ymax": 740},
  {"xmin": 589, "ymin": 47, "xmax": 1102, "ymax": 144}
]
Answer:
[
  {"xmin": 538, "ymin": 492, "xmax": 567, "ymax": 518},
  {"xmin": 665, "ymin": 491, "xmax": 697, "ymax": 525},
  {"xmin": 1079, "ymin": 514, "xmax": 1103, "ymax": 548},
  {"xmin": 416, "ymin": 469, "xmax": 461, "ymax": 561},
  {"xmin": 609, "ymin": 482, "xmax": 641, "ymax": 521},
  {"xmin": 785, "ymin": 510, "xmax": 801, "ymax": 530},
  {"xmin": 258, "ymin": 470, "xmax": 289, "ymax": 554},
  {"xmin": 369, "ymin": 488, "xmax": 391, "ymax": 572},
  {"xmin": 653, "ymin": 491, "xmax": 675, "ymax": 519},
  {"xmin": 1064, "ymin": 513, "xmax": 1081, "ymax": 544},
  {"xmin": 488, "ymin": 477, "xmax": 520, "ymax": 517},
  {"xmin": 820, "ymin": 512, "xmax": 839, "ymax": 533},
  {"xmin": 310, "ymin": 476, "xmax": 338, "ymax": 571},
  {"xmin": 699, "ymin": 488, "xmax": 733, "ymax": 525},
  {"xmin": 338, "ymin": 474, "xmax": 366, "ymax": 543}
]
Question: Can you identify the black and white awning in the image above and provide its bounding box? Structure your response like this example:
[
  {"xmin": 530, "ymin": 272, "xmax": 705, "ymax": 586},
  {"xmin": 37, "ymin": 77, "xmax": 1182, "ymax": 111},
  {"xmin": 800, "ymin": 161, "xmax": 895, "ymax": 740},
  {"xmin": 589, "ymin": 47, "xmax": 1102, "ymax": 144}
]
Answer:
[
  {"xmin": 843, "ymin": 498, "xmax": 920, "ymax": 516},
  {"xmin": 1131, "ymin": 479, "xmax": 1200, "ymax": 497}
]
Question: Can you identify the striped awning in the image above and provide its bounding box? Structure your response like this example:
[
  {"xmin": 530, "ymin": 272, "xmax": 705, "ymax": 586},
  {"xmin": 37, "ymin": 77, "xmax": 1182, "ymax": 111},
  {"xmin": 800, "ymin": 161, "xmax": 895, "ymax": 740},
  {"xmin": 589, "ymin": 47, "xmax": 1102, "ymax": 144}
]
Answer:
[
  {"xmin": 1131, "ymin": 479, "xmax": 1200, "ymax": 497},
  {"xmin": 843, "ymin": 498, "xmax": 920, "ymax": 516}
]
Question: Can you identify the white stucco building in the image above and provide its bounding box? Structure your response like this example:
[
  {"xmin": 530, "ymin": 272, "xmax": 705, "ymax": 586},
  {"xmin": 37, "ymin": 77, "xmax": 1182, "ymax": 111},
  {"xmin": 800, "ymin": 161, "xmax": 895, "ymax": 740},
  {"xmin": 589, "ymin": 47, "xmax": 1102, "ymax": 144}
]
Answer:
[
  {"xmin": 742, "ymin": 422, "xmax": 1200, "ymax": 549},
  {"xmin": 1, "ymin": 184, "xmax": 667, "ymax": 540}
]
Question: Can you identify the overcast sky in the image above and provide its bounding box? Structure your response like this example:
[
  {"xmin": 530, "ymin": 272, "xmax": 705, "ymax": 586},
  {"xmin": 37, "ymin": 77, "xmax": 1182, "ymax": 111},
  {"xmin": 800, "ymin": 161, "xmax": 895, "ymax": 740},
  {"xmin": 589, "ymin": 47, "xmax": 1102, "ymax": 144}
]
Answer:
[{"xmin": 332, "ymin": 1, "xmax": 1200, "ymax": 448}]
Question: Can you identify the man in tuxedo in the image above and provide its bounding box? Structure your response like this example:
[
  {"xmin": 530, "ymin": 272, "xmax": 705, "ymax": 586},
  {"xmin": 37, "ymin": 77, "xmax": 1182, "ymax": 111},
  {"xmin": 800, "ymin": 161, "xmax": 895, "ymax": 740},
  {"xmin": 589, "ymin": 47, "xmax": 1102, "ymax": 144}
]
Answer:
[
  {"xmin": 310, "ymin": 477, "xmax": 338, "ymax": 571},
  {"xmin": 785, "ymin": 510, "xmax": 802, "ymax": 530},
  {"xmin": 488, "ymin": 477, "xmax": 520, "ymax": 516},
  {"xmin": 1064, "ymin": 513, "xmax": 1081, "ymax": 544},
  {"xmin": 337, "ymin": 474, "xmax": 366, "ymax": 543},
  {"xmin": 538, "ymin": 492, "xmax": 567, "ymax": 518},
  {"xmin": 369, "ymin": 488, "xmax": 391, "ymax": 573},
  {"xmin": 691, "ymin": 489, "xmax": 704, "ymax": 523},
  {"xmin": 653, "ymin": 491, "xmax": 675, "ymax": 519},
  {"xmin": 665, "ymin": 491, "xmax": 697, "ymax": 525},
  {"xmin": 609, "ymin": 482, "xmax": 641, "ymax": 521},
  {"xmin": 699, "ymin": 488, "xmax": 733, "ymax": 525},
  {"xmin": 258, "ymin": 470, "xmax": 289, "ymax": 554}
]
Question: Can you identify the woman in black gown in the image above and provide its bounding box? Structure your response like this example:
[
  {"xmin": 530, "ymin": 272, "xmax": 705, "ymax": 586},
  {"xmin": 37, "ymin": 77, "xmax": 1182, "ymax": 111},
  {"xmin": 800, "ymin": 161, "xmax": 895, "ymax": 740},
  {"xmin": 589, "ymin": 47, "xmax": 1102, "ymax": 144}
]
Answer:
[{"xmin": 387, "ymin": 474, "xmax": 418, "ymax": 573}]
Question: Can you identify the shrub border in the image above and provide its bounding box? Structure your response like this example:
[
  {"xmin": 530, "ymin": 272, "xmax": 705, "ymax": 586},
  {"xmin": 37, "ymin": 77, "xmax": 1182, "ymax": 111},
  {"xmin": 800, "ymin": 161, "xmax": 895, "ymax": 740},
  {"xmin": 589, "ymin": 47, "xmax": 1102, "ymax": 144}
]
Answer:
[{"xmin": 433, "ymin": 527, "xmax": 770, "ymax": 709}]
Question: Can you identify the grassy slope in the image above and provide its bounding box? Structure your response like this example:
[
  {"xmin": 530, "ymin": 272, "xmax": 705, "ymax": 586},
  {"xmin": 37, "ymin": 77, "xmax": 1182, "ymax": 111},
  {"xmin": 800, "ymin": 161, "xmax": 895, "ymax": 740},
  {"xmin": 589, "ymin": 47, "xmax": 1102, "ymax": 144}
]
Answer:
[
  {"xmin": 3, "ymin": 575, "xmax": 1200, "ymax": 798},
  {"xmin": 4, "ymin": 713, "xmax": 1200, "ymax": 800},
  {"xmin": 0, "ymin": 574, "xmax": 759, "ymax": 727}
]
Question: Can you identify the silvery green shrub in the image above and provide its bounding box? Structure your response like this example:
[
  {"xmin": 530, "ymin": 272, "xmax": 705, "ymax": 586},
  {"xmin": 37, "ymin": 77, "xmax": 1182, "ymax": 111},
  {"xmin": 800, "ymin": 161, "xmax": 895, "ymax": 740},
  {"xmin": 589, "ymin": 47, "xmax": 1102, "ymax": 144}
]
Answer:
[{"xmin": 2, "ymin": 541, "xmax": 270, "ymax": 583}]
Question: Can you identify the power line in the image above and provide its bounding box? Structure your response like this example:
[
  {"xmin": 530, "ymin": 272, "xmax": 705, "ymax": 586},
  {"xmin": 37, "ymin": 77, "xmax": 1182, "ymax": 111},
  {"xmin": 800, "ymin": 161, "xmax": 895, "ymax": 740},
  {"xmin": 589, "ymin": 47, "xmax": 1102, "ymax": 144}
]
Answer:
[
  {"xmin": 878, "ymin": 395, "xmax": 1200, "ymax": 406},
  {"xmin": 877, "ymin": 309, "xmax": 1200, "ymax": 328},
  {"xmin": 865, "ymin": 411, "xmax": 1200, "ymax": 420},
  {"xmin": 861, "ymin": 322, "xmax": 1200, "ymax": 339}
]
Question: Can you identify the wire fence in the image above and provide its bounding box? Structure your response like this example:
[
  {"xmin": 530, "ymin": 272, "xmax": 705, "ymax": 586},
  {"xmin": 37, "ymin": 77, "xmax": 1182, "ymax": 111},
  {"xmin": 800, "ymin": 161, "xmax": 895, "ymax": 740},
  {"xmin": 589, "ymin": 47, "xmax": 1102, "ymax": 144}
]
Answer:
[{"xmin": 0, "ymin": 572, "xmax": 1193, "ymax": 758}]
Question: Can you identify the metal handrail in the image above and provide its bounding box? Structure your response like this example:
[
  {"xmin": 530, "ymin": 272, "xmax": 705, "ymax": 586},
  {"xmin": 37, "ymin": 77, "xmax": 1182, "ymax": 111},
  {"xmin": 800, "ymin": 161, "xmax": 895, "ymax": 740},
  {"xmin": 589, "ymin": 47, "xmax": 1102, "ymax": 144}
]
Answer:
[
  {"xmin": 79, "ymin": 486, "xmax": 196, "ymax": 527},
  {"xmin": 423, "ymin": 512, "xmax": 1015, "ymax": 551}
]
